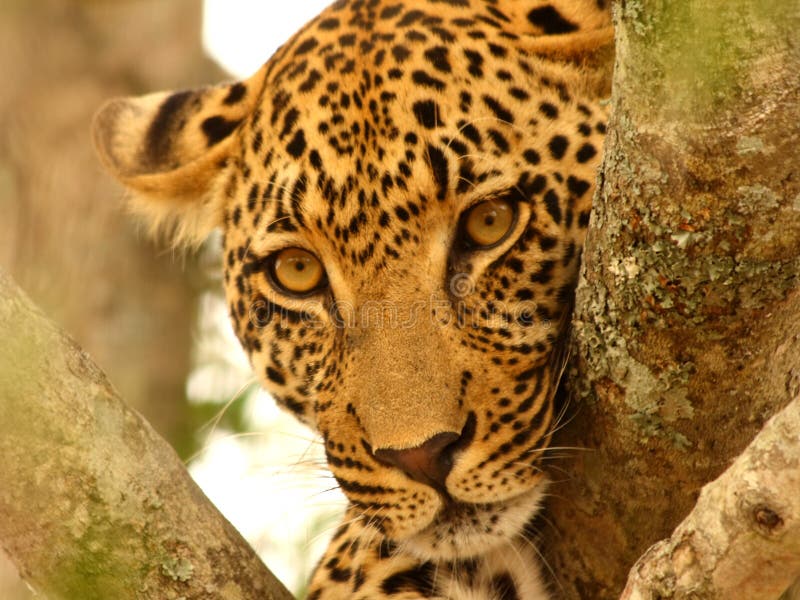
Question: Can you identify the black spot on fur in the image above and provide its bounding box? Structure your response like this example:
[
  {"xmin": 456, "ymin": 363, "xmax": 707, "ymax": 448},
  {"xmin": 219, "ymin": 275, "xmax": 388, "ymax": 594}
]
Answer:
[
  {"xmin": 567, "ymin": 175, "xmax": 591, "ymax": 197},
  {"xmin": 482, "ymin": 95, "xmax": 514, "ymax": 123},
  {"xmin": 492, "ymin": 573, "xmax": 520, "ymax": 600},
  {"xmin": 282, "ymin": 395, "xmax": 306, "ymax": 416},
  {"xmin": 223, "ymin": 82, "xmax": 247, "ymax": 105},
  {"xmin": 299, "ymin": 69, "xmax": 323, "ymax": 93},
  {"xmin": 295, "ymin": 37, "xmax": 319, "ymax": 55},
  {"xmin": 380, "ymin": 4, "xmax": 403, "ymax": 19},
  {"xmin": 392, "ymin": 44, "xmax": 411, "ymax": 63},
  {"xmin": 280, "ymin": 107, "xmax": 300, "ymax": 139},
  {"xmin": 488, "ymin": 42, "xmax": 508, "ymax": 57},
  {"xmin": 487, "ymin": 129, "xmax": 510, "ymax": 153},
  {"xmin": 548, "ymin": 135, "xmax": 569, "ymax": 159},
  {"xmin": 576, "ymin": 142, "xmax": 598, "ymax": 163},
  {"xmin": 531, "ymin": 260, "xmax": 556, "ymax": 283},
  {"xmin": 201, "ymin": 116, "xmax": 242, "ymax": 147},
  {"xmin": 544, "ymin": 189, "xmax": 562, "ymax": 224},
  {"xmin": 507, "ymin": 258, "xmax": 524, "ymax": 273},
  {"xmin": 539, "ymin": 101, "xmax": 558, "ymax": 119},
  {"xmin": 266, "ymin": 366, "xmax": 286, "ymax": 385},
  {"xmin": 398, "ymin": 9, "xmax": 425, "ymax": 27},
  {"xmin": 381, "ymin": 563, "xmax": 436, "ymax": 595},
  {"xmin": 327, "ymin": 562, "xmax": 351, "ymax": 582},
  {"xmin": 463, "ymin": 49, "xmax": 484, "ymax": 77},
  {"xmin": 309, "ymin": 149, "xmax": 323, "ymax": 169},
  {"xmin": 286, "ymin": 129, "xmax": 307, "ymax": 158},
  {"xmin": 145, "ymin": 91, "xmax": 192, "ymax": 164},
  {"xmin": 424, "ymin": 46, "xmax": 451, "ymax": 72},
  {"xmin": 527, "ymin": 6, "xmax": 579, "ymax": 34},
  {"xmin": 318, "ymin": 17, "xmax": 340, "ymax": 30},
  {"xmin": 526, "ymin": 173, "xmax": 547, "ymax": 195},
  {"xmin": 509, "ymin": 87, "xmax": 530, "ymax": 101},
  {"xmin": 460, "ymin": 121, "xmax": 481, "ymax": 145},
  {"xmin": 412, "ymin": 100, "xmax": 440, "ymax": 129},
  {"xmin": 523, "ymin": 149, "xmax": 541, "ymax": 165},
  {"xmin": 412, "ymin": 70, "xmax": 446, "ymax": 90},
  {"xmin": 353, "ymin": 567, "xmax": 366, "ymax": 591},
  {"xmin": 251, "ymin": 131, "xmax": 263, "ymax": 154},
  {"xmin": 426, "ymin": 144, "xmax": 449, "ymax": 201}
]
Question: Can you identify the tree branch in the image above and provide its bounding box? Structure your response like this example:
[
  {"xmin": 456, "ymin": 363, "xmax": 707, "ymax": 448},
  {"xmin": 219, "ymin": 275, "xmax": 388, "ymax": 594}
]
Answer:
[
  {"xmin": 621, "ymin": 396, "xmax": 800, "ymax": 599},
  {"xmin": 0, "ymin": 268, "xmax": 293, "ymax": 600}
]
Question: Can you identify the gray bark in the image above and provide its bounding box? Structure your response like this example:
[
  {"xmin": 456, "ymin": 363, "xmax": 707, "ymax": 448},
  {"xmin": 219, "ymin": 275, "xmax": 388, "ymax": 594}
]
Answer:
[
  {"xmin": 0, "ymin": 269, "xmax": 292, "ymax": 600},
  {"xmin": 543, "ymin": 0, "xmax": 800, "ymax": 597}
]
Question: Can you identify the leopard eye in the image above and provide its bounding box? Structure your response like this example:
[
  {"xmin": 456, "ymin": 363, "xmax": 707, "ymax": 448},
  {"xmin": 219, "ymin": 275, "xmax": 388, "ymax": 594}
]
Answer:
[
  {"xmin": 271, "ymin": 248, "xmax": 326, "ymax": 295},
  {"xmin": 463, "ymin": 199, "xmax": 515, "ymax": 248}
]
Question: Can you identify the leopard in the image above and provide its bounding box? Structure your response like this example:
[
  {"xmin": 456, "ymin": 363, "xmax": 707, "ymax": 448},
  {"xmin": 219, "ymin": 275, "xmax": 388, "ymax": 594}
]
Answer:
[{"xmin": 92, "ymin": 1, "xmax": 613, "ymax": 597}]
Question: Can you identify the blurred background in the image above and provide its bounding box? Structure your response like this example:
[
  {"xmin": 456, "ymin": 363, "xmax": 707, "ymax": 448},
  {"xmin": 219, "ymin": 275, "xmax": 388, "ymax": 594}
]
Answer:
[{"xmin": 0, "ymin": 1, "xmax": 343, "ymax": 597}]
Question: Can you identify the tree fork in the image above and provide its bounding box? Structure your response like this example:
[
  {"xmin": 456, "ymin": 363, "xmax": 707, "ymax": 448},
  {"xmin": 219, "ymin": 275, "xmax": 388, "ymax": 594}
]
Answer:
[
  {"xmin": 0, "ymin": 269, "xmax": 292, "ymax": 600},
  {"xmin": 544, "ymin": 0, "xmax": 800, "ymax": 597}
]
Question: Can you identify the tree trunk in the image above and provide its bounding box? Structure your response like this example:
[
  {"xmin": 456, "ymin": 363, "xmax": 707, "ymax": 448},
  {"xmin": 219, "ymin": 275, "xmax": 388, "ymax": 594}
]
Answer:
[
  {"xmin": 544, "ymin": 0, "xmax": 800, "ymax": 597},
  {"xmin": 0, "ymin": 269, "xmax": 292, "ymax": 600}
]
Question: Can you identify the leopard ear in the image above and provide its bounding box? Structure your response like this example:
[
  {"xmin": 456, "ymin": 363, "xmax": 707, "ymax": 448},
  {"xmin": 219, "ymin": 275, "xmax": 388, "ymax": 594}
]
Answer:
[{"xmin": 92, "ymin": 64, "xmax": 267, "ymax": 245}]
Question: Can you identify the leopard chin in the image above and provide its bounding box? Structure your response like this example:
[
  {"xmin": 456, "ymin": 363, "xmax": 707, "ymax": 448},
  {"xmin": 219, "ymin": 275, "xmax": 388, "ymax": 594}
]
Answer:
[{"xmin": 398, "ymin": 483, "xmax": 547, "ymax": 562}]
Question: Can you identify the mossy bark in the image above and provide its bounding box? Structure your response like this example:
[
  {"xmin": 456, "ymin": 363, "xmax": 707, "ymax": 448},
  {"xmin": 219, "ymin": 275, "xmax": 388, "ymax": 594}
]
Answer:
[
  {"xmin": 543, "ymin": 0, "xmax": 800, "ymax": 597},
  {"xmin": 0, "ymin": 269, "xmax": 292, "ymax": 600}
]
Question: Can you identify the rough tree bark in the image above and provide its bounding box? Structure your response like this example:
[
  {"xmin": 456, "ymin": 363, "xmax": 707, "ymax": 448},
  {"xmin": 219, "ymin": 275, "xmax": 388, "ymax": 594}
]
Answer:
[
  {"xmin": 0, "ymin": 269, "xmax": 292, "ymax": 600},
  {"xmin": 544, "ymin": 0, "xmax": 800, "ymax": 597},
  {"xmin": 620, "ymin": 395, "xmax": 800, "ymax": 599}
]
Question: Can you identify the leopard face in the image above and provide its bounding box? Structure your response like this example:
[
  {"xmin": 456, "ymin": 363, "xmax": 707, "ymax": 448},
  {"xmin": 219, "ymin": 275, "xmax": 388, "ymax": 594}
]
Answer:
[{"xmin": 93, "ymin": 0, "xmax": 612, "ymax": 595}]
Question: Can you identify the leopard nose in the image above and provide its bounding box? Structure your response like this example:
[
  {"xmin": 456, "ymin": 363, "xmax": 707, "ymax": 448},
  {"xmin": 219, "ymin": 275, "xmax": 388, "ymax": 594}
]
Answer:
[{"xmin": 373, "ymin": 431, "xmax": 461, "ymax": 489}]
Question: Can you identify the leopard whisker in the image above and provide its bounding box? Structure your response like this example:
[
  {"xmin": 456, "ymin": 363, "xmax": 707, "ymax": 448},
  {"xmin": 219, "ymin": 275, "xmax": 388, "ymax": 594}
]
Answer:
[
  {"xmin": 305, "ymin": 508, "xmax": 364, "ymax": 552},
  {"xmin": 517, "ymin": 523, "xmax": 565, "ymax": 597}
]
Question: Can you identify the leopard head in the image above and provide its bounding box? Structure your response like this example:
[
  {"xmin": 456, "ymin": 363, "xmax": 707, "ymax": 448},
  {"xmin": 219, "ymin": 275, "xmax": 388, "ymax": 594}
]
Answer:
[{"xmin": 93, "ymin": 0, "xmax": 611, "ymax": 561}]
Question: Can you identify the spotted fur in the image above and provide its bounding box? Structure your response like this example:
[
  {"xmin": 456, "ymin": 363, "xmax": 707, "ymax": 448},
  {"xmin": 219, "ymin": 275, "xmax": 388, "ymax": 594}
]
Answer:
[{"xmin": 93, "ymin": 1, "xmax": 613, "ymax": 597}]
